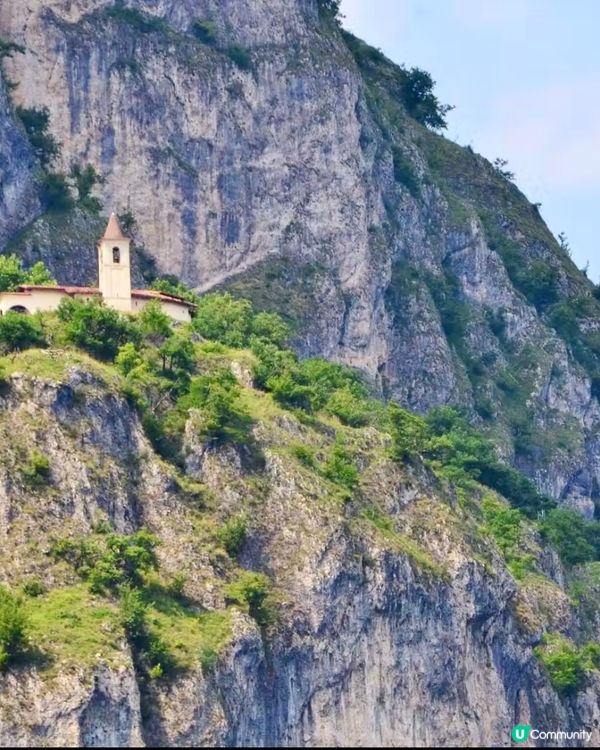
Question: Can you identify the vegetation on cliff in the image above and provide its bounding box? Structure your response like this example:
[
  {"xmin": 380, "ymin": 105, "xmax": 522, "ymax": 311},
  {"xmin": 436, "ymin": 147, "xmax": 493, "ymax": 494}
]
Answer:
[
  {"xmin": 0, "ymin": 270, "xmax": 598, "ymax": 696},
  {"xmin": 2, "ymin": 7, "xmax": 600, "ymax": 726}
]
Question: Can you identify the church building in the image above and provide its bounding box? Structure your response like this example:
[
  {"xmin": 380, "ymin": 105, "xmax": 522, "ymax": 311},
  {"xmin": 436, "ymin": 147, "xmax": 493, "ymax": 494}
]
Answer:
[{"xmin": 0, "ymin": 214, "xmax": 195, "ymax": 322}]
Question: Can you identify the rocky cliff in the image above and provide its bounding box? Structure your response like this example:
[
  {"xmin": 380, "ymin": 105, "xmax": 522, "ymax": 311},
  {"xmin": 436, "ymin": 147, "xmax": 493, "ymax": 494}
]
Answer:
[
  {"xmin": 2, "ymin": 0, "xmax": 600, "ymax": 517},
  {"xmin": 0, "ymin": 74, "xmax": 39, "ymax": 248},
  {"xmin": 1, "ymin": 7, "xmax": 600, "ymax": 744},
  {"xmin": 0, "ymin": 349, "xmax": 598, "ymax": 747}
]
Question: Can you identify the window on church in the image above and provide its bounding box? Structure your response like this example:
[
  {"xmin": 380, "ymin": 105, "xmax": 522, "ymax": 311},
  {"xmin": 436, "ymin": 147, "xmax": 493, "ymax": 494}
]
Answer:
[{"xmin": 113, "ymin": 247, "xmax": 120, "ymax": 264}]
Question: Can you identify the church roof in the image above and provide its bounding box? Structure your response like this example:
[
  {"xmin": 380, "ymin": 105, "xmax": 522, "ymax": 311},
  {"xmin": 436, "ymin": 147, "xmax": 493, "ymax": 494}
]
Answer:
[
  {"xmin": 18, "ymin": 285, "xmax": 99, "ymax": 295},
  {"xmin": 15, "ymin": 285, "xmax": 196, "ymax": 308},
  {"xmin": 102, "ymin": 213, "xmax": 129, "ymax": 241},
  {"xmin": 129, "ymin": 289, "xmax": 197, "ymax": 308}
]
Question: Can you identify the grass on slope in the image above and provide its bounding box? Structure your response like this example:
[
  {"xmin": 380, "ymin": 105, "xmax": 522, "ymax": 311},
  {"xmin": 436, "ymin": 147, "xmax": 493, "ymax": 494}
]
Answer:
[{"xmin": 23, "ymin": 584, "xmax": 124, "ymax": 673}]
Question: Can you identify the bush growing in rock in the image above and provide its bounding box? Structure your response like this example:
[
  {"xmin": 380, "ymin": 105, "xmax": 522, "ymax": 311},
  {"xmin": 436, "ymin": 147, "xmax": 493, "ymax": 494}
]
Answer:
[
  {"xmin": 0, "ymin": 586, "xmax": 28, "ymax": 670},
  {"xmin": 323, "ymin": 441, "xmax": 359, "ymax": 491},
  {"xmin": 425, "ymin": 406, "xmax": 554, "ymax": 518},
  {"xmin": 535, "ymin": 635, "xmax": 600, "ymax": 696},
  {"xmin": 178, "ymin": 369, "xmax": 253, "ymax": 444},
  {"xmin": 226, "ymin": 572, "xmax": 274, "ymax": 626},
  {"xmin": 119, "ymin": 584, "xmax": 147, "ymax": 641},
  {"xmin": 540, "ymin": 509, "xmax": 599, "ymax": 567},
  {"xmin": 16, "ymin": 106, "xmax": 60, "ymax": 168},
  {"xmin": 217, "ymin": 515, "xmax": 247, "ymax": 557},
  {"xmin": 53, "ymin": 529, "xmax": 160, "ymax": 593},
  {"xmin": 191, "ymin": 20, "xmax": 216, "ymax": 44},
  {"xmin": 20, "ymin": 449, "xmax": 51, "ymax": 488},
  {"xmin": 227, "ymin": 45, "xmax": 252, "ymax": 70},
  {"xmin": 21, "ymin": 579, "xmax": 45, "ymax": 598}
]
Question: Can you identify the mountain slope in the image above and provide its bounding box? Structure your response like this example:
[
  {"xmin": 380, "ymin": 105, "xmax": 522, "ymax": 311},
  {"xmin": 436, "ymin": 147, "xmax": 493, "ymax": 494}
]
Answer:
[
  {"xmin": 0, "ymin": 334, "xmax": 598, "ymax": 747},
  {"xmin": 2, "ymin": 1, "xmax": 600, "ymax": 515}
]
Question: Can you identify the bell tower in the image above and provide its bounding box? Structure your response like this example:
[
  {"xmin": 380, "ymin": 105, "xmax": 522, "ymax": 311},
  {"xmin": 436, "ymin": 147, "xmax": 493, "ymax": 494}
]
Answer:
[{"xmin": 98, "ymin": 213, "xmax": 132, "ymax": 312}]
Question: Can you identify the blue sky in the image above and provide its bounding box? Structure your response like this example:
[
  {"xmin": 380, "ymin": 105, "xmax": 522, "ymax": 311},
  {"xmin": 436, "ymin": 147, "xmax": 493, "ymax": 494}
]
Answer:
[{"xmin": 341, "ymin": 0, "xmax": 600, "ymax": 281}]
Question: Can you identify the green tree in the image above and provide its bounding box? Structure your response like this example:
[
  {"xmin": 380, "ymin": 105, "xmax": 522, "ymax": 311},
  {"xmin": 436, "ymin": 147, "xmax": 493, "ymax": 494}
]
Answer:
[
  {"xmin": 118, "ymin": 210, "xmax": 138, "ymax": 237},
  {"xmin": 0, "ymin": 254, "xmax": 26, "ymax": 291},
  {"xmin": 151, "ymin": 276, "xmax": 199, "ymax": 305},
  {"xmin": 540, "ymin": 509, "xmax": 597, "ymax": 567},
  {"xmin": 325, "ymin": 385, "xmax": 371, "ymax": 427},
  {"xmin": 0, "ymin": 312, "xmax": 46, "ymax": 352},
  {"xmin": 402, "ymin": 68, "xmax": 453, "ymax": 130},
  {"xmin": 40, "ymin": 171, "xmax": 73, "ymax": 212},
  {"xmin": 299, "ymin": 359, "xmax": 365, "ymax": 410},
  {"xmin": 26, "ymin": 261, "xmax": 56, "ymax": 286},
  {"xmin": 0, "ymin": 255, "xmax": 55, "ymax": 291},
  {"xmin": 58, "ymin": 298, "xmax": 138, "ymax": 360},
  {"xmin": 534, "ymin": 635, "xmax": 591, "ymax": 696},
  {"xmin": 118, "ymin": 584, "xmax": 148, "ymax": 641},
  {"xmin": 227, "ymin": 45, "xmax": 252, "ymax": 70},
  {"xmin": 86, "ymin": 530, "xmax": 160, "ymax": 593},
  {"xmin": 268, "ymin": 368, "xmax": 318, "ymax": 412},
  {"xmin": 137, "ymin": 300, "xmax": 172, "ymax": 346},
  {"xmin": 425, "ymin": 406, "xmax": 554, "ymax": 517},
  {"xmin": 316, "ymin": 0, "xmax": 342, "ymax": 22},
  {"xmin": 250, "ymin": 338, "xmax": 298, "ymax": 389},
  {"xmin": 115, "ymin": 342, "xmax": 143, "ymax": 376},
  {"xmin": 520, "ymin": 262, "xmax": 560, "ymax": 310},
  {"xmin": 193, "ymin": 293, "xmax": 253, "ymax": 347},
  {"xmin": 250, "ymin": 311, "xmax": 290, "ymax": 346},
  {"xmin": 159, "ymin": 331, "xmax": 195, "ymax": 374},
  {"xmin": 388, "ymin": 403, "xmax": 428, "ymax": 460}
]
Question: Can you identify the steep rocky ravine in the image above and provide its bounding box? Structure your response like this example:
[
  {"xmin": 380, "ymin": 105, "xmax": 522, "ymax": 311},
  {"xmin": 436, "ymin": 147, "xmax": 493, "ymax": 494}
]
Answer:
[
  {"xmin": 2, "ymin": 0, "xmax": 600, "ymax": 516},
  {"xmin": 0, "ymin": 348, "xmax": 598, "ymax": 747}
]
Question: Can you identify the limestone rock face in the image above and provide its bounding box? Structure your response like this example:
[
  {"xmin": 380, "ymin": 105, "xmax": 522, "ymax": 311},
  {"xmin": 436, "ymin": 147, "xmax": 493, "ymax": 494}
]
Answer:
[
  {"xmin": 1, "ymin": 0, "xmax": 600, "ymax": 514},
  {"xmin": 0, "ymin": 361, "xmax": 597, "ymax": 747},
  {"xmin": 0, "ymin": 666, "xmax": 144, "ymax": 747},
  {"xmin": 0, "ymin": 77, "xmax": 39, "ymax": 248}
]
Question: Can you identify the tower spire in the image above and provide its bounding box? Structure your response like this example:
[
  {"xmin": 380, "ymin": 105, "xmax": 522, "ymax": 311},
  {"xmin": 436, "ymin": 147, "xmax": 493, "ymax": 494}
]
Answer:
[{"xmin": 103, "ymin": 212, "xmax": 128, "ymax": 241}]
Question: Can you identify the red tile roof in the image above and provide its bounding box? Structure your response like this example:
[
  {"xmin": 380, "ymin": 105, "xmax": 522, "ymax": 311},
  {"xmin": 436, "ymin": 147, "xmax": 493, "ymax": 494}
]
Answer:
[
  {"xmin": 18, "ymin": 285, "xmax": 99, "ymax": 295},
  {"xmin": 131, "ymin": 289, "xmax": 196, "ymax": 307},
  {"xmin": 15, "ymin": 285, "xmax": 196, "ymax": 308},
  {"xmin": 103, "ymin": 213, "xmax": 129, "ymax": 241}
]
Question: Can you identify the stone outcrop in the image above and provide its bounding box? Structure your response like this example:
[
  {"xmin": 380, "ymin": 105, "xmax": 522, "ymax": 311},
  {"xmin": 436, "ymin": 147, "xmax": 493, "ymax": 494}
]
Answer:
[
  {"xmin": 0, "ymin": 358, "xmax": 598, "ymax": 746},
  {"xmin": 1, "ymin": 4, "xmax": 600, "ymax": 508},
  {"xmin": 0, "ymin": 75, "xmax": 39, "ymax": 248}
]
